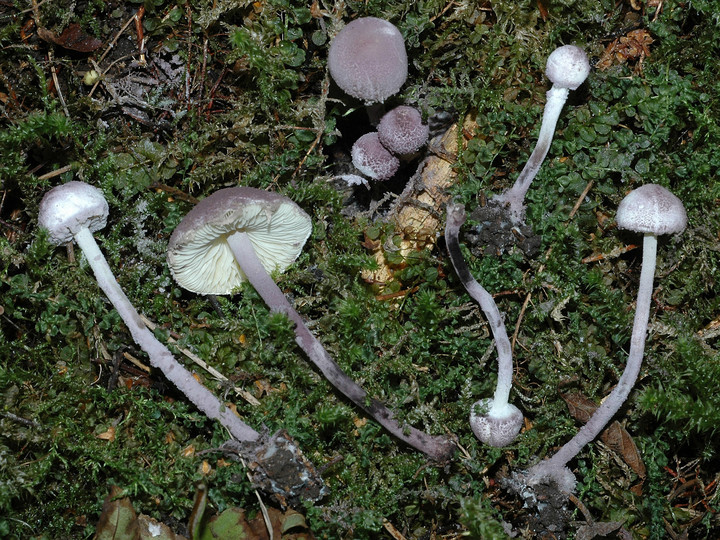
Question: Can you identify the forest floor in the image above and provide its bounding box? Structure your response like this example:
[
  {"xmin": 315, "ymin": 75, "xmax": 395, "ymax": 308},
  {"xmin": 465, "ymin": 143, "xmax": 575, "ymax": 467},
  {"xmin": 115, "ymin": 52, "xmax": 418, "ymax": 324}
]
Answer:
[{"xmin": 1, "ymin": 0, "xmax": 720, "ymax": 538}]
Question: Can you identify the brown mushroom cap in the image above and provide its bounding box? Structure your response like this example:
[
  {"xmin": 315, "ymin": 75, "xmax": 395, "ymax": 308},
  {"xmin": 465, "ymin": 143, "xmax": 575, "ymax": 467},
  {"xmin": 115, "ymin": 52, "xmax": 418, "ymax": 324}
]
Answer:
[
  {"xmin": 328, "ymin": 17, "xmax": 408, "ymax": 104},
  {"xmin": 167, "ymin": 187, "xmax": 312, "ymax": 295},
  {"xmin": 616, "ymin": 184, "xmax": 687, "ymax": 235}
]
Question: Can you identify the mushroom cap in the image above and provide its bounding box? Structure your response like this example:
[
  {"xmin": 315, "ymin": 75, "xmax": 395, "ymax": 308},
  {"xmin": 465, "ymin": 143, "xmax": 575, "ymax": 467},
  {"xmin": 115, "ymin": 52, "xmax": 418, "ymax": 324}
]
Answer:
[
  {"xmin": 545, "ymin": 45, "xmax": 590, "ymax": 91},
  {"xmin": 38, "ymin": 181, "xmax": 109, "ymax": 245},
  {"xmin": 616, "ymin": 184, "xmax": 687, "ymax": 235},
  {"xmin": 469, "ymin": 398, "xmax": 524, "ymax": 448},
  {"xmin": 328, "ymin": 17, "xmax": 408, "ymax": 104},
  {"xmin": 351, "ymin": 132, "xmax": 400, "ymax": 180},
  {"xmin": 377, "ymin": 106, "xmax": 429, "ymax": 154},
  {"xmin": 167, "ymin": 187, "xmax": 312, "ymax": 295}
]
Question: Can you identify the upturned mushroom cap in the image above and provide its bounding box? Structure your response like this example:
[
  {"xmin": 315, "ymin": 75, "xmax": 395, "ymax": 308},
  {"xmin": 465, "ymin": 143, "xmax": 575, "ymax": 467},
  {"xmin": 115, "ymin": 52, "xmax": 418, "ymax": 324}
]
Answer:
[
  {"xmin": 38, "ymin": 181, "xmax": 109, "ymax": 244},
  {"xmin": 377, "ymin": 106, "xmax": 429, "ymax": 154},
  {"xmin": 328, "ymin": 17, "xmax": 408, "ymax": 104},
  {"xmin": 616, "ymin": 184, "xmax": 687, "ymax": 235},
  {"xmin": 167, "ymin": 187, "xmax": 312, "ymax": 295},
  {"xmin": 545, "ymin": 45, "xmax": 590, "ymax": 91},
  {"xmin": 351, "ymin": 132, "xmax": 400, "ymax": 180},
  {"xmin": 470, "ymin": 398, "xmax": 524, "ymax": 448}
]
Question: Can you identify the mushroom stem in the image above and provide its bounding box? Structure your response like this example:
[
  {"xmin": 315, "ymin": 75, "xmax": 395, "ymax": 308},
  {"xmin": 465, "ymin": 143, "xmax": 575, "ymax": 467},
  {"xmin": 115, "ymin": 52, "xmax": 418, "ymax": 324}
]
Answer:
[
  {"xmin": 226, "ymin": 231, "xmax": 456, "ymax": 461},
  {"xmin": 529, "ymin": 233, "xmax": 657, "ymax": 486},
  {"xmin": 445, "ymin": 204, "xmax": 514, "ymax": 410},
  {"xmin": 445, "ymin": 203, "xmax": 523, "ymax": 447},
  {"xmin": 73, "ymin": 227, "xmax": 260, "ymax": 443},
  {"xmin": 494, "ymin": 86, "xmax": 569, "ymax": 224}
]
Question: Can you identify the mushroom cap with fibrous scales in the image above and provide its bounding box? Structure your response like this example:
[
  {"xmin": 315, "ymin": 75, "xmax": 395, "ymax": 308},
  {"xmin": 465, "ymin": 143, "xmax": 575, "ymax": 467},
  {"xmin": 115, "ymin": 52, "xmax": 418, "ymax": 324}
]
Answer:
[
  {"xmin": 616, "ymin": 184, "xmax": 687, "ymax": 235},
  {"xmin": 38, "ymin": 181, "xmax": 109, "ymax": 244},
  {"xmin": 351, "ymin": 132, "xmax": 400, "ymax": 180},
  {"xmin": 328, "ymin": 17, "xmax": 408, "ymax": 104},
  {"xmin": 377, "ymin": 106, "xmax": 429, "ymax": 155},
  {"xmin": 545, "ymin": 44, "xmax": 591, "ymax": 91},
  {"xmin": 166, "ymin": 187, "xmax": 312, "ymax": 295}
]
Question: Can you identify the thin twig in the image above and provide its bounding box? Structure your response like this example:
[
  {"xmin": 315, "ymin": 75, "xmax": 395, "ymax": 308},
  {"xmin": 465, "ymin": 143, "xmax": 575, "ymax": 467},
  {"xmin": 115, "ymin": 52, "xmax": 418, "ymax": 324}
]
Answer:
[{"xmin": 140, "ymin": 314, "xmax": 260, "ymax": 406}]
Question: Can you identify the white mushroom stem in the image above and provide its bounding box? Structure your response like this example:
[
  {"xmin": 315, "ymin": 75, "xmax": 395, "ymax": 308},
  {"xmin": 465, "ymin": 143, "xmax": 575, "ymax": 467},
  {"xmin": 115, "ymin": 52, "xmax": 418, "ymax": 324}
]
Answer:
[
  {"xmin": 528, "ymin": 233, "xmax": 657, "ymax": 487},
  {"xmin": 445, "ymin": 203, "xmax": 523, "ymax": 447},
  {"xmin": 73, "ymin": 227, "xmax": 260, "ymax": 443},
  {"xmin": 226, "ymin": 231, "xmax": 456, "ymax": 461},
  {"xmin": 494, "ymin": 86, "xmax": 569, "ymax": 224}
]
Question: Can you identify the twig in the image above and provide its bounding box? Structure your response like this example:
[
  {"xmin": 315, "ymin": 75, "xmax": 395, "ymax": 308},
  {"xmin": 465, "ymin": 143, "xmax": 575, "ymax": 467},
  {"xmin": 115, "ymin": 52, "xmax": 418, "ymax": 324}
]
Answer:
[
  {"xmin": 37, "ymin": 164, "xmax": 72, "ymax": 180},
  {"xmin": 1, "ymin": 411, "xmax": 40, "ymax": 428}
]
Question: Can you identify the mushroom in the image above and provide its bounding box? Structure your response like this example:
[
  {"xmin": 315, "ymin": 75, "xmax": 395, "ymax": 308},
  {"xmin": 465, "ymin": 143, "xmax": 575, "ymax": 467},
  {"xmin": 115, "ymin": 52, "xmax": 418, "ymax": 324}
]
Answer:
[
  {"xmin": 328, "ymin": 16, "xmax": 408, "ymax": 123},
  {"xmin": 37, "ymin": 181, "xmax": 260, "ymax": 443},
  {"xmin": 494, "ymin": 45, "xmax": 590, "ymax": 225},
  {"xmin": 445, "ymin": 202, "xmax": 523, "ymax": 447},
  {"xmin": 377, "ymin": 106, "xmax": 429, "ymax": 155},
  {"xmin": 351, "ymin": 132, "xmax": 400, "ymax": 181},
  {"xmin": 525, "ymin": 184, "xmax": 687, "ymax": 493},
  {"xmin": 167, "ymin": 187, "xmax": 456, "ymax": 461}
]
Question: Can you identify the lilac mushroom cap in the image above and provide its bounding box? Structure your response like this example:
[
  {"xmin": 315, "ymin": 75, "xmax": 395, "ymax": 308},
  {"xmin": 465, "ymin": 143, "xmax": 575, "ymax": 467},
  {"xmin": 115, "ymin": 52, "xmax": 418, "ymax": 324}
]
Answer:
[
  {"xmin": 545, "ymin": 44, "xmax": 592, "ymax": 91},
  {"xmin": 377, "ymin": 106, "xmax": 429, "ymax": 155},
  {"xmin": 351, "ymin": 132, "xmax": 400, "ymax": 180},
  {"xmin": 167, "ymin": 188, "xmax": 312, "ymax": 295},
  {"xmin": 616, "ymin": 184, "xmax": 687, "ymax": 235},
  {"xmin": 38, "ymin": 180, "xmax": 108, "ymax": 243},
  {"xmin": 328, "ymin": 17, "xmax": 408, "ymax": 104}
]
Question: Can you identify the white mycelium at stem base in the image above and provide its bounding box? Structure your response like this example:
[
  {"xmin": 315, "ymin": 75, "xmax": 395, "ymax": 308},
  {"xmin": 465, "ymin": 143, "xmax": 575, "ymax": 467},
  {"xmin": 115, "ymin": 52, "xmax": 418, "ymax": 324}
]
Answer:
[
  {"xmin": 526, "ymin": 184, "xmax": 687, "ymax": 493},
  {"xmin": 167, "ymin": 187, "xmax": 456, "ymax": 461},
  {"xmin": 494, "ymin": 45, "xmax": 590, "ymax": 225},
  {"xmin": 38, "ymin": 181, "xmax": 260, "ymax": 443},
  {"xmin": 445, "ymin": 202, "xmax": 523, "ymax": 447}
]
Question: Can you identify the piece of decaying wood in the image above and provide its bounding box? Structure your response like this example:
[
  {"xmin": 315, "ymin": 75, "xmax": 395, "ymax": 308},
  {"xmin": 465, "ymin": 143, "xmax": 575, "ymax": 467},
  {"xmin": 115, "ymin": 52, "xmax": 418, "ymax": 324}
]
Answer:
[{"xmin": 362, "ymin": 115, "xmax": 477, "ymax": 290}]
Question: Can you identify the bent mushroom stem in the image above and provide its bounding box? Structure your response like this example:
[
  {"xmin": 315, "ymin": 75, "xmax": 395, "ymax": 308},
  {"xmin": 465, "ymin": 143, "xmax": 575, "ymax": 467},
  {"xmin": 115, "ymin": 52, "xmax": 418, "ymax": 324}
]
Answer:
[
  {"xmin": 445, "ymin": 204, "xmax": 514, "ymax": 411},
  {"xmin": 226, "ymin": 231, "xmax": 456, "ymax": 461},
  {"xmin": 73, "ymin": 227, "xmax": 260, "ymax": 443},
  {"xmin": 530, "ymin": 233, "xmax": 657, "ymax": 481},
  {"xmin": 495, "ymin": 86, "xmax": 569, "ymax": 222}
]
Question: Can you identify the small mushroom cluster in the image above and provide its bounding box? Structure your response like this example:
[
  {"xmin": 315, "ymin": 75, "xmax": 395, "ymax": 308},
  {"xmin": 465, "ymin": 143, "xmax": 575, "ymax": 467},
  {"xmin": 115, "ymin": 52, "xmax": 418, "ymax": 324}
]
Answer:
[
  {"xmin": 327, "ymin": 17, "xmax": 429, "ymax": 184},
  {"xmin": 350, "ymin": 106, "xmax": 429, "ymax": 182}
]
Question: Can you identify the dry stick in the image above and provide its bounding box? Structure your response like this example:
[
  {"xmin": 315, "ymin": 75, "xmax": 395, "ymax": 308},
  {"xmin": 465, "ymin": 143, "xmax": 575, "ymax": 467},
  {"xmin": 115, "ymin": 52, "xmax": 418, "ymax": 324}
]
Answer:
[{"xmin": 140, "ymin": 315, "xmax": 260, "ymax": 406}]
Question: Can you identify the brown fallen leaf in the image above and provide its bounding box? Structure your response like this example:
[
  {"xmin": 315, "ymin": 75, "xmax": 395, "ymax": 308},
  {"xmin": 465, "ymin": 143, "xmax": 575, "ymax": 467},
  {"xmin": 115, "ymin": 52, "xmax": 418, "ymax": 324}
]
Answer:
[
  {"xmin": 560, "ymin": 392, "xmax": 646, "ymax": 478},
  {"xmin": 37, "ymin": 23, "xmax": 103, "ymax": 53}
]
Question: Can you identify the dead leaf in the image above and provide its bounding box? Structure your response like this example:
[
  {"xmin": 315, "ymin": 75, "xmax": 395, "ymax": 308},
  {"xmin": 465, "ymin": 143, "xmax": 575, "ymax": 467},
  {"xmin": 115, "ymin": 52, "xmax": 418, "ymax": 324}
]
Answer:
[
  {"xmin": 97, "ymin": 425, "xmax": 116, "ymax": 442},
  {"xmin": 37, "ymin": 23, "xmax": 103, "ymax": 53},
  {"xmin": 574, "ymin": 520, "xmax": 624, "ymax": 540},
  {"xmin": 597, "ymin": 29, "xmax": 653, "ymax": 71},
  {"xmin": 560, "ymin": 392, "xmax": 646, "ymax": 478},
  {"xmin": 94, "ymin": 486, "xmax": 137, "ymax": 540}
]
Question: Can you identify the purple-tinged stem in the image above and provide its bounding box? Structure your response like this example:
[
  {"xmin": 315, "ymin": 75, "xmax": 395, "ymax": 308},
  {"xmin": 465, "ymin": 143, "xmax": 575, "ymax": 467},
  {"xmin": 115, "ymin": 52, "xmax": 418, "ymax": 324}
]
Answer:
[
  {"xmin": 494, "ymin": 87, "xmax": 569, "ymax": 225},
  {"xmin": 529, "ymin": 233, "xmax": 657, "ymax": 489},
  {"xmin": 73, "ymin": 227, "xmax": 261, "ymax": 443},
  {"xmin": 226, "ymin": 231, "xmax": 456, "ymax": 461}
]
